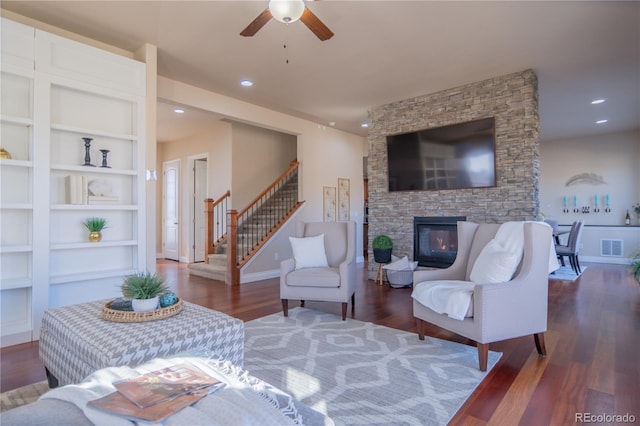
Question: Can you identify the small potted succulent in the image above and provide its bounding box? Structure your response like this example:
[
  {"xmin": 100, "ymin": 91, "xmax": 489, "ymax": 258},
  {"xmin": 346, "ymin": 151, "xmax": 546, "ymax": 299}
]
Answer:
[
  {"xmin": 121, "ymin": 272, "xmax": 168, "ymax": 312},
  {"xmin": 372, "ymin": 234, "xmax": 393, "ymax": 264},
  {"xmin": 83, "ymin": 217, "xmax": 107, "ymax": 242}
]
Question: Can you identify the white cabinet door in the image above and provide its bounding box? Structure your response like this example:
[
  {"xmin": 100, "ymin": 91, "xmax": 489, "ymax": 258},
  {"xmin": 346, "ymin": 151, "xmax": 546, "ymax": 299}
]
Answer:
[{"xmin": 163, "ymin": 160, "xmax": 180, "ymax": 261}]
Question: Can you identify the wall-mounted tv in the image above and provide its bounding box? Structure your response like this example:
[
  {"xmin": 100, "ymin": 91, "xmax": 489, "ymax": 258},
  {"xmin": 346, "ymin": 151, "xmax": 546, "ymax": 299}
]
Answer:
[{"xmin": 386, "ymin": 117, "xmax": 496, "ymax": 192}]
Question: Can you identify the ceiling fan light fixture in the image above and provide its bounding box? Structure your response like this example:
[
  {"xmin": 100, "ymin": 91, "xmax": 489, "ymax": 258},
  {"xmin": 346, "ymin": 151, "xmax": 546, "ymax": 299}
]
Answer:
[{"xmin": 269, "ymin": 0, "xmax": 305, "ymax": 24}]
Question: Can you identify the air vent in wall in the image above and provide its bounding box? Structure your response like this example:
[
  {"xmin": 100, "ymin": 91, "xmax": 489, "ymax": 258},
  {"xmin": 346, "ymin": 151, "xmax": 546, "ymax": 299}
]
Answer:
[{"xmin": 600, "ymin": 239, "xmax": 623, "ymax": 257}]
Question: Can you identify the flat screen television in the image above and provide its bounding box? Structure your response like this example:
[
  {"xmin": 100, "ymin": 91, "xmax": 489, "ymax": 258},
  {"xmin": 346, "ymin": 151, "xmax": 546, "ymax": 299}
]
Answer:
[{"xmin": 386, "ymin": 117, "xmax": 496, "ymax": 192}]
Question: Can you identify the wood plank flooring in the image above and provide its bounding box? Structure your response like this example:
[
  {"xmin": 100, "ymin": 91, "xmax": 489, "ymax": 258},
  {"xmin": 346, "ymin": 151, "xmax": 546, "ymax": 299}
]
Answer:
[{"xmin": 2, "ymin": 261, "xmax": 638, "ymax": 424}]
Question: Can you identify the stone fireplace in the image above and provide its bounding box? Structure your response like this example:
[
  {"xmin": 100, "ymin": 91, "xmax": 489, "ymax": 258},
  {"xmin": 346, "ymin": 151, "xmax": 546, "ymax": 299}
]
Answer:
[
  {"xmin": 414, "ymin": 216, "xmax": 465, "ymax": 268},
  {"xmin": 366, "ymin": 70, "xmax": 540, "ymax": 279}
]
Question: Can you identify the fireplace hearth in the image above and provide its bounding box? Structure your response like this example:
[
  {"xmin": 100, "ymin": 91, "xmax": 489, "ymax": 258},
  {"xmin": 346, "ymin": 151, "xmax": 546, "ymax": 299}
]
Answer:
[{"xmin": 414, "ymin": 216, "xmax": 466, "ymax": 268}]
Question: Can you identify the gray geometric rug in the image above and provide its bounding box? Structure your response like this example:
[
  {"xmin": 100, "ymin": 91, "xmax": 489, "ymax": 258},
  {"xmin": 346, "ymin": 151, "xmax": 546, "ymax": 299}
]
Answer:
[
  {"xmin": 244, "ymin": 308, "xmax": 501, "ymax": 426},
  {"xmin": 549, "ymin": 265, "xmax": 587, "ymax": 281}
]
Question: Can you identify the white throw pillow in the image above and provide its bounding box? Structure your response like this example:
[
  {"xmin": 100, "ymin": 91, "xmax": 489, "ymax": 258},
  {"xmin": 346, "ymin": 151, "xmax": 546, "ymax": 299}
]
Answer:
[
  {"xmin": 289, "ymin": 234, "xmax": 329, "ymax": 270},
  {"xmin": 469, "ymin": 239, "xmax": 521, "ymax": 284}
]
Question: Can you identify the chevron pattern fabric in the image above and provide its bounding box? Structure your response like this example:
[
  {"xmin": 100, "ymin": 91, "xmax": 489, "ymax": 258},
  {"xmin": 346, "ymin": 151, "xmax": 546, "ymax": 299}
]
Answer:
[
  {"xmin": 244, "ymin": 308, "xmax": 501, "ymax": 426},
  {"xmin": 39, "ymin": 300, "xmax": 244, "ymax": 386}
]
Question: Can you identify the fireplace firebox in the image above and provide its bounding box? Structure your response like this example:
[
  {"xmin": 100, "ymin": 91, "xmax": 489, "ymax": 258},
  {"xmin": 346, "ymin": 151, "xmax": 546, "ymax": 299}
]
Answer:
[{"xmin": 414, "ymin": 216, "xmax": 466, "ymax": 268}]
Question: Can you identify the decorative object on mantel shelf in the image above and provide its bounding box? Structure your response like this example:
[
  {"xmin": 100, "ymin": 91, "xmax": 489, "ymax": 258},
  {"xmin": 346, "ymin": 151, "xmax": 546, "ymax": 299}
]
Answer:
[
  {"xmin": 83, "ymin": 216, "xmax": 107, "ymax": 242},
  {"xmin": 82, "ymin": 137, "xmax": 95, "ymax": 167},
  {"xmin": 633, "ymin": 203, "xmax": 640, "ymax": 225},
  {"xmin": 121, "ymin": 272, "xmax": 170, "ymax": 312},
  {"xmin": 99, "ymin": 149, "xmax": 111, "ymax": 168},
  {"xmin": 0, "ymin": 147, "xmax": 12, "ymax": 159}
]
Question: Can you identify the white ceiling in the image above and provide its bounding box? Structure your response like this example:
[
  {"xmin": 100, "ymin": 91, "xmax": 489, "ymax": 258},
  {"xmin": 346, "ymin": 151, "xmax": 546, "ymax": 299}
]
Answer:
[{"xmin": 2, "ymin": 1, "xmax": 638, "ymax": 142}]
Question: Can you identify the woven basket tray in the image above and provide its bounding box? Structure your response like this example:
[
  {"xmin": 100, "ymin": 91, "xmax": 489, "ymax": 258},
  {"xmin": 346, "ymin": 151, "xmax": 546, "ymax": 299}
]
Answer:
[{"xmin": 101, "ymin": 298, "xmax": 183, "ymax": 323}]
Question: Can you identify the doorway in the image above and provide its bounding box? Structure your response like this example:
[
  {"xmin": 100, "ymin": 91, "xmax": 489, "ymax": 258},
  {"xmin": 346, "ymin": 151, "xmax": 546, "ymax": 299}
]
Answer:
[{"xmin": 162, "ymin": 159, "xmax": 180, "ymax": 261}]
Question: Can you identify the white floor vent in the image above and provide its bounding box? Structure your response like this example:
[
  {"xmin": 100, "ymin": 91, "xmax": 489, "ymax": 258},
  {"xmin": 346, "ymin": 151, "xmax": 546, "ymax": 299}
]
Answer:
[{"xmin": 600, "ymin": 239, "xmax": 623, "ymax": 257}]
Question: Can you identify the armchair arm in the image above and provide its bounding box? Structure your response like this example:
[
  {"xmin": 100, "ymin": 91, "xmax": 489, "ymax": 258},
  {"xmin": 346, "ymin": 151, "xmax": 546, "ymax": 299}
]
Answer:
[
  {"xmin": 280, "ymin": 258, "xmax": 295, "ymax": 289},
  {"xmin": 472, "ymin": 222, "xmax": 551, "ymax": 342}
]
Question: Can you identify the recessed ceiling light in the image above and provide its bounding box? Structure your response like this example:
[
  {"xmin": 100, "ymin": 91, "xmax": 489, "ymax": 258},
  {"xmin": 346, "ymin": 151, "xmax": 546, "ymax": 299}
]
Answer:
[
  {"xmin": 173, "ymin": 108, "xmax": 184, "ymax": 114},
  {"xmin": 329, "ymin": 122, "xmax": 336, "ymax": 126},
  {"xmin": 591, "ymin": 99, "xmax": 605, "ymax": 105},
  {"xmin": 596, "ymin": 119, "xmax": 608, "ymax": 124},
  {"xmin": 240, "ymin": 79, "xmax": 253, "ymax": 87},
  {"xmin": 361, "ymin": 122, "xmax": 369, "ymax": 128}
]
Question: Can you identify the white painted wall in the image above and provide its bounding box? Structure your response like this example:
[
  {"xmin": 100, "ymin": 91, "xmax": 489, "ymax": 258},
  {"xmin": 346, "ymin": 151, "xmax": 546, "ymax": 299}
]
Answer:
[
  {"xmin": 230, "ymin": 121, "xmax": 297, "ymax": 209},
  {"xmin": 540, "ymin": 130, "xmax": 640, "ymax": 261}
]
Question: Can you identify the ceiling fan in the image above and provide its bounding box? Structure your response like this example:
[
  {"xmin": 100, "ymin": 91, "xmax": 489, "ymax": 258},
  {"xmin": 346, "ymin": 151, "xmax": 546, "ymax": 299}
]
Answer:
[{"xmin": 240, "ymin": 0, "xmax": 334, "ymax": 41}]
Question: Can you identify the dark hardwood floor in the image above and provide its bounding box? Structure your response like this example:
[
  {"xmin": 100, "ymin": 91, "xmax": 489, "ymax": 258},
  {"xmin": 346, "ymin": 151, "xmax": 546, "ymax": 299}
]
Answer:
[{"xmin": 2, "ymin": 261, "xmax": 638, "ymax": 424}]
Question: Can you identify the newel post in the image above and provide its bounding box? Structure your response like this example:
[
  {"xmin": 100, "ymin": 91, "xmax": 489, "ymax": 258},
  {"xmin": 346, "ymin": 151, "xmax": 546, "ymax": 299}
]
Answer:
[
  {"xmin": 204, "ymin": 198, "xmax": 213, "ymax": 258},
  {"xmin": 227, "ymin": 209, "xmax": 239, "ymax": 286}
]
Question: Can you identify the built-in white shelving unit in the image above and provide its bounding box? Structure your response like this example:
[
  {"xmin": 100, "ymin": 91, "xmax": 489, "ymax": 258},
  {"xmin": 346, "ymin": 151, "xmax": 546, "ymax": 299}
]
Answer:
[{"xmin": 0, "ymin": 18, "xmax": 147, "ymax": 347}]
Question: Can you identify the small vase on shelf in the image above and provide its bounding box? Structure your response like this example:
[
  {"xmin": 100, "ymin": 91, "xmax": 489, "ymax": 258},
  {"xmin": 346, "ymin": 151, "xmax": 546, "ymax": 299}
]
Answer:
[
  {"xmin": 89, "ymin": 231, "xmax": 102, "ymax": 242},
  {"xmin": 99, "ymin": 149, "xmax": 111, "ymax": 168}
]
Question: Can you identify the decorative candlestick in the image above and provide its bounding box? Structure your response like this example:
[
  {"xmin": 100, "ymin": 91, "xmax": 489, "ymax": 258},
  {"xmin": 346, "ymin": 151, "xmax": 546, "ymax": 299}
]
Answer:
[
  {"xmin": 594, "ymin": 195, "xmax": 600, "ymax": 213},
  {"xmin": 605, "ymin": 194, "xmax": 611, "ymax": 213},
  {"xmin": 82, "ymin": 137, "xmax": 95, "ymax": 167},
  {"xmin": 563, "ymin": 195, "xmax": 569, "ymax": 213},
  {"xmin": 573, "ymin": 195, "xmax": 579, "ymax": 213},
  {"xmin": 99, "ymin": 149, "xmax": 111, "ymax": 168}
]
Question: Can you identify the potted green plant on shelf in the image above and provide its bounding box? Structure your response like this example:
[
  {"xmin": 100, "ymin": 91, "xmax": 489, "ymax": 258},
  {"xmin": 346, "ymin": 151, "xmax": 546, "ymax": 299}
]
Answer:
[
  {"xmin": 83, "ymin": 217, "xmax": 108, "ymax": 242},
  {"xmin": 121, "ymin": 272, "xmax": 169, "ymax": 312},
  {"xmin": 372, "ymin": 234, "xmax": 393, "ymax": 264}
]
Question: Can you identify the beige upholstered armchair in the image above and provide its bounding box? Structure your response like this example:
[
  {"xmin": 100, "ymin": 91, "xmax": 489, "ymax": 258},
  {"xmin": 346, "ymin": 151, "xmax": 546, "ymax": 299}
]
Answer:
[
  {"xmin": 281, "ymin": 221, "xmax": 356, "ymax": 320},
  {"xmin": 412, "ymin": 221, "xmax": 554, "ymax": 371}
]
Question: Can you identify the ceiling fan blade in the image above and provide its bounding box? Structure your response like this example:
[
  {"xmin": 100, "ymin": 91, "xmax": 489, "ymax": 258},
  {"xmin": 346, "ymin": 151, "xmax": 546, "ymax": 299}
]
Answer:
[
  {"xmin": 300, "ymin": 8, "xmax": 334, "ymax": 41},
  {"xmin": 240, "ymin": 9, "xmax": 273, "ymax": 37}
]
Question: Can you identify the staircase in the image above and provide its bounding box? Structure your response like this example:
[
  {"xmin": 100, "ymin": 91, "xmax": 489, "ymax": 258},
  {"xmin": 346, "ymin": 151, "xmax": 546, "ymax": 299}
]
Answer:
[
  {"xmin": 188, "ymin": 161, "xmax": 303, "ymax": 284},
  {"xmin": 188, "ymin": 245, "xmax": 227, "ymax": 281}
]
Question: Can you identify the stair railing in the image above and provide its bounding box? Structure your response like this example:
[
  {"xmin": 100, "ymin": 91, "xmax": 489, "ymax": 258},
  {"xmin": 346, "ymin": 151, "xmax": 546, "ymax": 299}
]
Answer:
[
  {"xmin": 227, "ymin": 160, "xmax": 304, "ymax": 285},
  {"xmin": 204, "ymin": 190, "xmax": 231, "ymax": 258}
]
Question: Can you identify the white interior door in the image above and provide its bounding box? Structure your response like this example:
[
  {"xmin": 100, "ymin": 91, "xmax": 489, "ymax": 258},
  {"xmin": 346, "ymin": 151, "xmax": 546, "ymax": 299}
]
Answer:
[
  {"xmin": 193, "ymin": 158, "xmax": 208, "ymax": 262},
  {"xmin": 162, "ymin": 160, "xmax": 180, "ymax": 261}
]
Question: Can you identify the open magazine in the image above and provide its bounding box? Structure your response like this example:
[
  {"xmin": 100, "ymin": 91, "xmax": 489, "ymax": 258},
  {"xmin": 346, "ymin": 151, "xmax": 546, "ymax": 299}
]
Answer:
[
  {"xmin": 88, "ymin": 362, "xmax": 225, "ymax": 422},
  {"xmin": 88, "ymin": 387, "xmax": 212, "ymax": 423},
  {"xmin": 113, "ymin": 362, "xmax": 224, "ymax": 408}
]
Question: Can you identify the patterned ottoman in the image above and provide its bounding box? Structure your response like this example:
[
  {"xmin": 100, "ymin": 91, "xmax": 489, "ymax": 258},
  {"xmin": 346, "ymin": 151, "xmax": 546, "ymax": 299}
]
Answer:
[{"xmin": 39, "ymin": 300, "xmax": 244, "ymax": 387}]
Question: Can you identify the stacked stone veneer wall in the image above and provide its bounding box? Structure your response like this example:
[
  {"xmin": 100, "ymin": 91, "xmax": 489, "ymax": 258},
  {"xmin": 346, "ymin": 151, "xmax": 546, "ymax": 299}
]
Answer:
[{"xmin": 367, "ymin": 69, "xmax": 540, "ymax": 279}]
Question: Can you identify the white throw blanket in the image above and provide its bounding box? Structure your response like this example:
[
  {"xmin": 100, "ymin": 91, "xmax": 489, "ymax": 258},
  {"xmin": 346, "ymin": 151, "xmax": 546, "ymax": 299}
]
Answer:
[
  {"xmin": 40, "ymin": 357, "xmax": 299, "ymax": 426},
  {"xmin": 412, "ymin": 222, "xmax": 559, "ymax": 321}
]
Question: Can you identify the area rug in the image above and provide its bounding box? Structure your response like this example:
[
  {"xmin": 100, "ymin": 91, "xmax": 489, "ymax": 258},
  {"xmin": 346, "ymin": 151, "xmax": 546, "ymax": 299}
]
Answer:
[
  {"xmin": 549, "ymin": 265, "xmax": 587, "ymax": 281},
  {"xmin": 244, "ymin": 308, "xmax": 501, "ymax": 426},
  {"xmin": 0, "ymin": 381, "xmax": 49, "ymax": 412}
]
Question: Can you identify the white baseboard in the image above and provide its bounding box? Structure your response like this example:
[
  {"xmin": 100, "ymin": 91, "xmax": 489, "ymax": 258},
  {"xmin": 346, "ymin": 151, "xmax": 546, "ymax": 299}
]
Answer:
[
  {"xmin": 580, "ymin": 255, "xmax": 632, "ymax": 265},
  {"xmin": 241, "ymin": 269, "xmax": 279, "ymax": 284}
]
